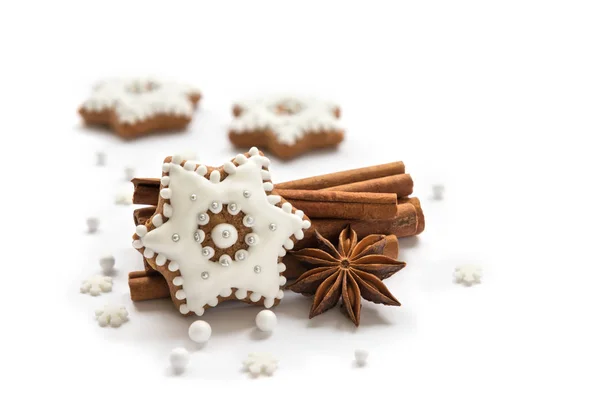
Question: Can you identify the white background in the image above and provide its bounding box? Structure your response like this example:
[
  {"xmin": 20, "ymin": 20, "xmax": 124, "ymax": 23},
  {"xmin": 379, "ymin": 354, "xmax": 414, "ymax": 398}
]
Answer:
[{"xmin": 2, "ymin": 1, "xmax": 599, "ymax": 398}]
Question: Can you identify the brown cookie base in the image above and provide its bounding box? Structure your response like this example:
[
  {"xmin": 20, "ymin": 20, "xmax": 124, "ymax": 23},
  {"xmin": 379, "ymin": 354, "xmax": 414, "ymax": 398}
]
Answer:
[
  {"xmin": 228, "ymin": 129, "xmax": 345, "ymax": 160},
  {"xmin": 79, "ymin": 93, "xmax": 201, "ymax": 139}
]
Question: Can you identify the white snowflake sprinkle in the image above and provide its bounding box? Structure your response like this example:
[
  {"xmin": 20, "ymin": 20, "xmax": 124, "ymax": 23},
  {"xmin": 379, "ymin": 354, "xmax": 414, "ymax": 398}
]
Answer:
[
  {"xmin": 95, "ymin": 304, "xmax": 129, "ymax": 327},
  {"xmin": 80, "ymin": 275, "xmax": 112, "ymax": 296},
  {"xmin": 454, "ymin": 265, "xmax": 482, "ymax": 286},
  {"xmin": 243, "ymin": 353, "xmax": 278, "ymax": 376}
]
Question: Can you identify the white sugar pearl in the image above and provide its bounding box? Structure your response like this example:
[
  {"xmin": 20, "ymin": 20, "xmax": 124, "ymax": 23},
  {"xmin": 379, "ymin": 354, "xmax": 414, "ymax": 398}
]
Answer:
[
  {"xmin": 169, "ymin": 347, "xmax": 190, "ymax": 372},
  {"xmin": 99, "ymin": 256, "xmax": 115, "ymax": 274},
  {"xmin": 124, "ymin": 166, "xmax": 135, "ymax": 181},
  {"xmin": 95, "ymin": 151, "xmax": 106, "ymax": 166},
  {"xmin": 354, "ymin": 349, "xmax": 369, "ymax": 367},
  {"xmin": 86, "ymin": 217, "xmax": 99, "ymax": 233},
  {"xmin": 188, "ymin": 320, "xmax": 212, "ymax": 343},
  {"xmin": 255, "ymin": 310, "xmax": 277, "ymax": 332},
  {"xmin": 432, "ymin": 184, "xmax": 445, "ymax": 200}
]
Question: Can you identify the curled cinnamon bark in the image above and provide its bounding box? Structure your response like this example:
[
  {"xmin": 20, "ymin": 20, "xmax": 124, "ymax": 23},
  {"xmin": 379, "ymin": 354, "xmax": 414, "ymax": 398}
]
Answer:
[
  {"xmin": 274, "ymin": 189, "xmax": 397, "ymax": 219},
  {"xmin": 275, "ymin": 161, "xmax": 406, "ymax": 190},
  {"xmin": 323, "ymin": 174, "xmax": 413, "ymax": 198}
]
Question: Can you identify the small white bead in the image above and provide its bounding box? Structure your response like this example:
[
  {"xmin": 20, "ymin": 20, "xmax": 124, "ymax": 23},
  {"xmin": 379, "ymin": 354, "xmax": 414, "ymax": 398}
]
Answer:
[
  {"xmin": 87, "ymin": 217, "xmax": 99, "ymax": 233},
  {"xmin": 201, "ymin": 271, "xmax": 209, "ymax": 279},
  {"xmin": 196, "ymin": 165, "xmax": 208, "ymax": 175},
  {"xmin": 219, "ymin": 255, "xmax": 232, "ymax": 267},
  {"xmin": 95, "ymin": 151, "xmax": 106, "ymax": 166},
  {"xmin": 169, "ymin": 347, "xmax": 190, "ymax": 372},
  {"xmin": 201, "ymin": 247, "xmax": 214, "ymax": 258},
  {"xmin": 99, "ymin": 256, "xmax": 115, "ymax": 273},
  {"xmin": 245, "ymin": 234, "xmax": 258, "ymax": 246},
  {"xmin": 124, "ymin": 166, "xmax": 135, "ymax": 181},
  {"xmin": 432, "ymin": 184, "xmax": 445, "ymax": 200},
  {"xmin": 269, "ymin": 223, "xmax": 277, "ymax": 231},
  {"xmin": 143, "ymin": 248, "xmax": 154, "ymax": 258},
  {"xmin": 190, "ymin": 193, "xmax": 197, "ymax": 201},
  {"xmin": 243, "ymin": 190, "xmax": 251, "ymax": 198},
  {"xmin": 188, "ymin": 320, "xmax": 212, "ymax": 343},
  {"xmin": 227, "ymin": 203, "xmax": 240, "ymax": 215},
  {"xmin": 160, "ymin": 188, "xmax": 172, "ymax": 199},
  {"xmin": 355, "ymin": 349, "xmax": 369, "ymax": 367},
  {"xmin": 250, "ymin": 292, "xmax": 262, "ymax": 302},
  {"xmin": 209, "ymin": 170, "xmax": 221, "ymax": 182},
  {"xmin": 235, "ymin": 250, "xmax": 248, "ymax": 261},
  {"xmin": 255, "ymin": 310, "xmax": 277, "ymax": 332},
  {"xmin": 197, "ymin": 213, "xmax": 209, "ymax": 225},
  {"xmin": 243, "ymin": 215, "xmax": 255, "ymax": 227},
  {"xmin": 135, "ymin": 224, "xmax": 147, "ymax": 237}
]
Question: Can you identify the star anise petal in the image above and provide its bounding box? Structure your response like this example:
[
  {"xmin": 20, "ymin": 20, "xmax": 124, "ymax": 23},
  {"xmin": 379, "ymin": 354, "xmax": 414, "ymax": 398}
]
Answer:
[
  {"xmin": 337, "ymin": 225, "xmax": 358, "ymax": 257},
  {"xmin": 340, "ymin": 270, "xmax": 362, "ymax": 326},
  {"xmin": 350, "ymin": 269, "xmax": 401, "ymax": 306},
  {"xmin": 309, "ymin": 270, "xmax": 343, "ymax": 318},
  {"xmin": 314, "ymin": 230, "xmax": 342, "ymax": 259},
  {"xmin": 291, "ymin": 248, "xmax": 343, "ymax": 267},
  {"xmin": 352, "ymin": 254, "xmax": 407, "ymax": 280},
  {"xmin": 349, "ymin": 234, "xmax": 388, "ymax": 259},
  {"xmin": 287, "ymin": 267, "xmax": 338, "ymax": 294}
]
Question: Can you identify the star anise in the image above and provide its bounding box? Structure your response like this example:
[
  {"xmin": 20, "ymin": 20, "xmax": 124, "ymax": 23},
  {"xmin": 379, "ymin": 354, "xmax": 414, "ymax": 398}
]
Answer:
[{"xmin": 288, "ymin": 226, "xmax": 406, "ymax": 326}]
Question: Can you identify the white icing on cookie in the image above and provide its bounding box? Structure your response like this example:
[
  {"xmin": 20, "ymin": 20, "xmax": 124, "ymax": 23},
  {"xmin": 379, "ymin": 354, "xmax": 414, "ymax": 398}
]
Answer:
[
  {"xmin": 81, "ymin": 78, "xmax": 200, "ymax": 124},
  {"xmin": 138, "ymin": 150, "xmax": 309, "ymax": 315},
  {"xmin": 229, "ymin": 95, "xmax": 342, "ymax": 145}
]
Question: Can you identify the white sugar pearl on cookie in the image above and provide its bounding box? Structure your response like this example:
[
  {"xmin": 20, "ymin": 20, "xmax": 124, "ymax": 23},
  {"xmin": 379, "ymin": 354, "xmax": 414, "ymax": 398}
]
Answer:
[
  {"xmin": 188, "ymin": 320, "xmax": 212, "ymax": 343},
  {"xmin": 99, "ymin": 255, "xmax": 115, "ymax": 274},
  {"xmin": 169, "ymin": 347, "xmax": 190, "ymax": 372},
  {"xmin": 255, "ymin": 310, "xmax": 277, "ymax": 332}
]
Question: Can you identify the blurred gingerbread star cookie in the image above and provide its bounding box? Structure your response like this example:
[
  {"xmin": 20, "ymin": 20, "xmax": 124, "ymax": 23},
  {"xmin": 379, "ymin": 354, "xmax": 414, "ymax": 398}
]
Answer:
[
  {"xmin": 79, "ymin": 78, "xmax": 201, "ymax": 139},
  {"xmin": 228, "ymin": 95, "xmax": 344, "ymax": 159}
]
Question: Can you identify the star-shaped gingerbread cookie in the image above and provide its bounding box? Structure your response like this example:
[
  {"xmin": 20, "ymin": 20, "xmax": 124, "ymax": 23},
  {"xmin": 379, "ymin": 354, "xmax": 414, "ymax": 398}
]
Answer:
[
  {"xmin": 79, "ymin": 78, "xmax": 201, "ymax": 139},
  {"xmin": 131, "ymin": 147, "xmax": 311, "ymax": 316},
  {"xmin": 228, "ymin": 95, "xmax": 344, "ymax": 159}
]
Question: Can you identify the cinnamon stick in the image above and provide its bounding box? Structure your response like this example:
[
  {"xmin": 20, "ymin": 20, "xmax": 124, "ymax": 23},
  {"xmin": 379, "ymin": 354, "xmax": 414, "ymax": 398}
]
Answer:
[
  {"xmin": 275, "ymin": 161, "xmax": 406, "ymax": 190},
  {"xmin": 274, "ymin": 189, "xmax": 397, "ymax": 219},
  {"xmin": 129, "ymin": 270, "xmax": 170, "ymax": 301},
  {"xmin": 322, "ymin": 174, "xmax": 413, "ymax": 198},
  {"xmin": 296, "ymin": 197, "xmax": 425, "ymax": 249}
]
